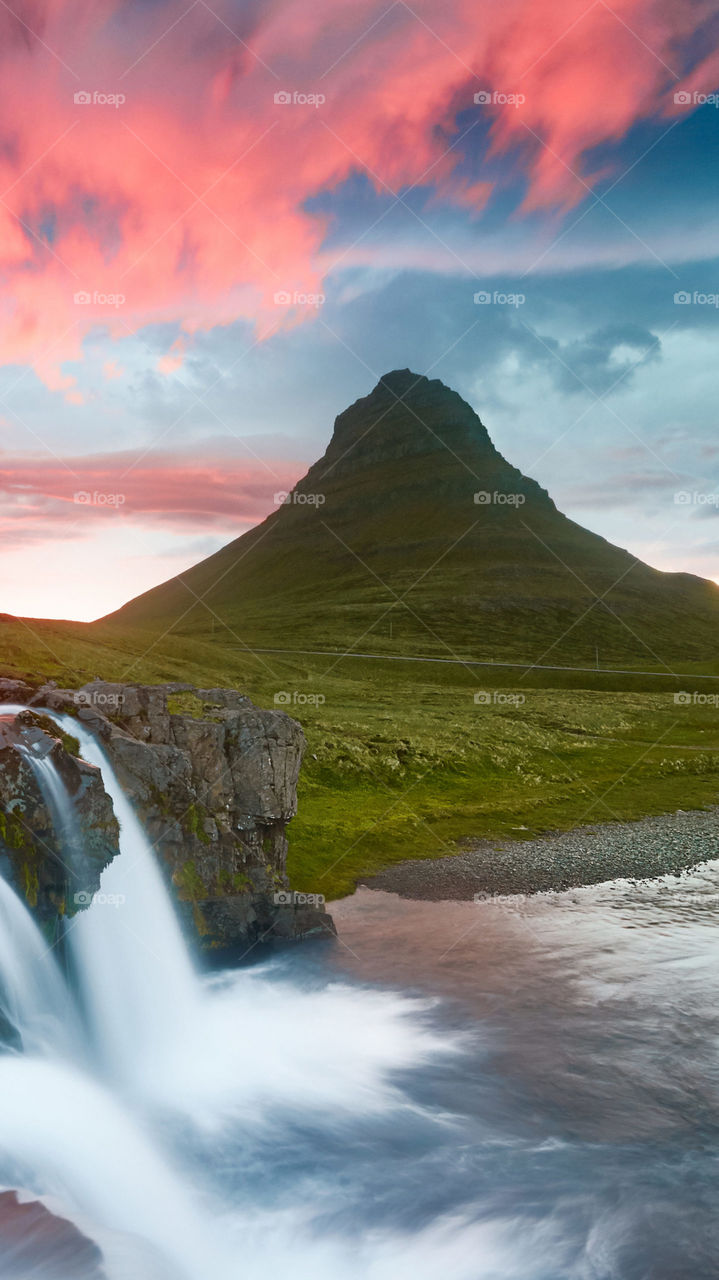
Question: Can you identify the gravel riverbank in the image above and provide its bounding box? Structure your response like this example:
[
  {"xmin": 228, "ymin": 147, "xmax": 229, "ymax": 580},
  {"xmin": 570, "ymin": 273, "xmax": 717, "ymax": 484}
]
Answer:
[{"xmin": 362, "ymin": 807, "xmax": 719, "ymax": 901}]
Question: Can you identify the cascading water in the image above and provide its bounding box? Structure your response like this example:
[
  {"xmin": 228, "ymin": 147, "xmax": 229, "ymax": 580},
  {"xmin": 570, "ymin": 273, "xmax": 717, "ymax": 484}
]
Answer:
[
  {"xmin": 40, "ymin": 713, "xmax": 199, "ymax": 1090},
  {"xmin": 0, "ymin": 734, "xmax": 81, "ymax": 1060},
  {"xmin": 3, "ymin": 703, "xmax": 716, "ymax": 1278},
  {"xmin": 0, "ymin": 707, "xmax": 473, "ymax": 1280},
  {"xmin": 0, "ymin": 877, "xmax": 76, "ymax": 1060},
  {"xmin": 19, "ymin": 747, "xmax": 76, "ymax": 860}
]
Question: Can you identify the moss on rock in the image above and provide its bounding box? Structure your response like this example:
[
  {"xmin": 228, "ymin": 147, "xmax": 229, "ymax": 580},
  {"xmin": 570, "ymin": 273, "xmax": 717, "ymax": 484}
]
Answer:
[
  {"xmin": 183, "ymin": 802, "xmax": 210, "ymax": 845},
  {"xmin": 174, "ymin": 859, "xmax": 206, "ymax": 901}
]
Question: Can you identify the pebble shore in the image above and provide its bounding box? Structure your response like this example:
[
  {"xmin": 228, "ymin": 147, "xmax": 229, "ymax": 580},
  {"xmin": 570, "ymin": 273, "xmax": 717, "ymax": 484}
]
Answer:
[{"xmin": 363, "ymin": 807, "xmax": 719, "ymax": 900}]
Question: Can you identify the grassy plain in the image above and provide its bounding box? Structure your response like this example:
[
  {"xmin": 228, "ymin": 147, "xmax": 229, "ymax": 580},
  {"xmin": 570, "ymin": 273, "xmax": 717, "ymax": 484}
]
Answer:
[{"xmin": 3, "ymin": 613, "xmax": 719, "ymax": 899}]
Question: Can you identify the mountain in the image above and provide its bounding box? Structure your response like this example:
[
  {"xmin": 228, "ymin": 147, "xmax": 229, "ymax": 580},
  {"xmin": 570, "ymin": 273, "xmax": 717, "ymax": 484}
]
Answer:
[{"xmin": 101, "ymin": 369, "xmax": 719, "ymax": 666}]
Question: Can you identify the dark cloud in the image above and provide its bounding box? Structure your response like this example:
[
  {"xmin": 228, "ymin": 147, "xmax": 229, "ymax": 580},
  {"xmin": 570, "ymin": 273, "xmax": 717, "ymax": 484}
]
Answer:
[{"xmin": 549, "ymin": 323, "xmax": 663, "ymax": 395}]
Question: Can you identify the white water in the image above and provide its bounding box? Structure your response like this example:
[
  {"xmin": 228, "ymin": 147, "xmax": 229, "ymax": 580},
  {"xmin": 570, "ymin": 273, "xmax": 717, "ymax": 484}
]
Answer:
[
  {"xmin": 6, "ymin": 705, "xmax": 715, "ymax": 1277},
  {"xmin": 0, "ymin": 706, "xmax": 486, "ymax": 1280},
  {"xmin": 0, "ymin": 1057, "xmax": 218, "ymax": 1279},
  {"xmin": 44, "ymin": 713, "xmax": 199, "ymax": 1090},
  {"xmin": 0, "ymin": 878, "xmax": 75, "ymax": 1059},
  {"xmin": 20, "ymin": 749, "xmax": 76, "ymax": 859}
]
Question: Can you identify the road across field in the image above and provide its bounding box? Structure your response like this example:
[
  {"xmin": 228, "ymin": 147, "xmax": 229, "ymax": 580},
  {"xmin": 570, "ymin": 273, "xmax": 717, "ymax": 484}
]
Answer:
[{"xmin": 242, "ymin": 647, "xmax": 719, "ymax": 681}]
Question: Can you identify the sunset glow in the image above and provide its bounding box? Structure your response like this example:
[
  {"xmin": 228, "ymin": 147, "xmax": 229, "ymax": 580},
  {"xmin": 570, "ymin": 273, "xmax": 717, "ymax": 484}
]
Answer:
[{"xmin": 1, "ymin": 0, "xmax": 718, "ymax": 616}]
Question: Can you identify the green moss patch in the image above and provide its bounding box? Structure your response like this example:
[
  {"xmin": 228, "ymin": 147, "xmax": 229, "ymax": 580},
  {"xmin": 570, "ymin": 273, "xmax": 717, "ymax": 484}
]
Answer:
[
  {"xmin": 182, "ymin": 802, "xmax": 211, "ymax": 844},
  {"xmin": 167, "ymin": 691, "xmax": 208, "ymax": 719},
  {"xmin": 23, "ymin": 713, "xmax": 80, "ymax": 758},
  {"xmin": 173, "ymin": 859, "xmax": 206, "ymax": 901}
]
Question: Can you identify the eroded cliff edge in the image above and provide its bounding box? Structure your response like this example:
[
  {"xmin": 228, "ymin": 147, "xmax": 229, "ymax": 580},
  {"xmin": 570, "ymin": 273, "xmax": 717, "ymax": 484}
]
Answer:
[
  {"xmin": 0, "ymin": 707, "xmax": 119, "ymax": 926},
  {"xmin": 0, "ymin": 679, "xmax": 334, "ymax": 953}
]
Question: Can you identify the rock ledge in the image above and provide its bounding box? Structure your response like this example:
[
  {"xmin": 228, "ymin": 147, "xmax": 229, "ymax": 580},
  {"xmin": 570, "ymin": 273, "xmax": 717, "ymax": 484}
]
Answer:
[{"xmin": 0, "ymin": 678, "xmax": 334, "ymax": 952}]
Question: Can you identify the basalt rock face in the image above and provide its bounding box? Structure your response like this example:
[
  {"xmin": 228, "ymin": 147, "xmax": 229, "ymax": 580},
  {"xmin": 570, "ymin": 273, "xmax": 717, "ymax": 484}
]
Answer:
[
  {"xmin": 0, "ymin": 693, "xmax": 120, "ymax": 926},
  {"xmin": 305, "ymin": 368, "xmax": 498, "ymax": 477},
  {"xmin": 7, "ymin": 679, "xmax": 334, "ymax": 952}
]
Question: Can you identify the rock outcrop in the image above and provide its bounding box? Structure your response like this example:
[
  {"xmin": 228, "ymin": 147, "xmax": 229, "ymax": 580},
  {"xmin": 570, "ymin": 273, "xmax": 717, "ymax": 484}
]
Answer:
[
  {"xmin": 0, "ymin": 1190, "xmax": 107, "ymax": 1280},
  {"xmin": 0, "ymin": 702, "xmax": 119, "ymax": 927},
  {"xmin": 0, "ymin": 678, "xmax": 334, "ymax": 953}
]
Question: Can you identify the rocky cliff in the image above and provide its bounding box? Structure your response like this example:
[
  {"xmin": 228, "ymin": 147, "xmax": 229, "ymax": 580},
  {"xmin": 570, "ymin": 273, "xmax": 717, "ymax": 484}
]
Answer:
[
  {"xmin": 0, "ymin": 704, "xmax": 119, "ymax": 927},
  {"xmin": 0, "ymin": 679, "xmax": 334, "ymax": 953}
]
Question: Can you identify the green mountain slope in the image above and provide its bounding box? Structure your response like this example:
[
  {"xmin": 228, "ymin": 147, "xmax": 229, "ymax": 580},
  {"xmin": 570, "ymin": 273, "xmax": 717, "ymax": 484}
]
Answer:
[{"xmin": 102, "ymin": 369, "xmax": 719, "ymax": 667}]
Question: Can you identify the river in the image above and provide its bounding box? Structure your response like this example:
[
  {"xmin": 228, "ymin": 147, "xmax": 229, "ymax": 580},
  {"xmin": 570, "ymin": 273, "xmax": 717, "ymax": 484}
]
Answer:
[{"xmin": 0, "ymin": 705, "xmax": 717, "ymax": 1278}]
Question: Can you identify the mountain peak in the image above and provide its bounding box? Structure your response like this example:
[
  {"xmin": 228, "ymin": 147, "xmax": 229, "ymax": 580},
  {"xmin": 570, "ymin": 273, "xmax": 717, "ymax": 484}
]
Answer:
[
  {"xmin": 376, "ymin": 368, "xmax": 428, "ymax": 396},
  {"xmin": 309, "ymin": 369, "xmax": 496, "ymax": 481}
]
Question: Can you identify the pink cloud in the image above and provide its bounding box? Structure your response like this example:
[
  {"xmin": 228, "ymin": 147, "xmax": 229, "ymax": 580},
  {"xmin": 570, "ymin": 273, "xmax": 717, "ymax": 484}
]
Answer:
[
  {"xmin": 0, "ymin": 448, "xmax": 305, "ymax": 539},
  {"xmin": 0, "ymin": 437, "xmax": 308, "ymax": 619},
  {"xmin": 0, "ymin": 0, "xmax": 713, "ymax": 387}
]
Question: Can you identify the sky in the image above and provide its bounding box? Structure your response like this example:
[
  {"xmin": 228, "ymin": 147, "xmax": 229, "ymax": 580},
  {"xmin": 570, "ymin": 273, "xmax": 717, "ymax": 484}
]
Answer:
[{"xmin": 1, "ymin": 0, "xmax": 718, "ymax": 620}]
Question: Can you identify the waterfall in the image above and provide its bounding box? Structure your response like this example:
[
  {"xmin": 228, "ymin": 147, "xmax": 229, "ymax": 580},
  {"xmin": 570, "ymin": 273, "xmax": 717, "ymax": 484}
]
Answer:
[
  {"xmin": 6, "ymin": 710, "xmax": 197, "ymax": 1087},
  {"xmin": 33, "ymin": 713, "xmax": 199, "ymax": 1092},
  {"xmin": 0, "ymin": 704, "xmax": 467, "ymax": 1280},
  {"xmin": 0, "ymin": 1057, "xmax": 223, "ymax": 1280},
  {"xmin": 19, "ymin": 747, "xmax": 77, "ymax": 863},
  {"xmin": 0, "ymin": 877, "xmax": 76, "ymax": 1059},
  {"xmin": 2, "ymin": 701, "xmax": 717, "ymax": 1279}
]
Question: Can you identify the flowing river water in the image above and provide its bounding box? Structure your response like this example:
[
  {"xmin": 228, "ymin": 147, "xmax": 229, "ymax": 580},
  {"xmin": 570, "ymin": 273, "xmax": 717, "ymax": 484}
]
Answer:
[{"xmin": 0, "ymin": 705, "xmax": 717, "ymax": 1278}]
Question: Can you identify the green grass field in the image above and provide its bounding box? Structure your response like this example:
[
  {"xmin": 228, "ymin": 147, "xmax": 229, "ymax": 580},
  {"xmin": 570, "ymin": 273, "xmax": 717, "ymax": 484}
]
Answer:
[{"xmin": 3, "ymin": 614, "xmax": 719, "ymax": 900}]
